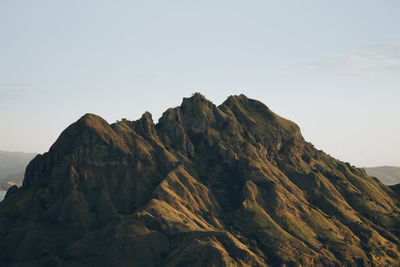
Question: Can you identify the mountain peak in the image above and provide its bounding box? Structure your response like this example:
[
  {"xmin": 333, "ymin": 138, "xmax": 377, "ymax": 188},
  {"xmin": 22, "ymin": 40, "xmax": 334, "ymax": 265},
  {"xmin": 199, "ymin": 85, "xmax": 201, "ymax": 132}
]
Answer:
[
  {"xmin": 51, "ymin": 112, "xmax": 127, "ymax": 152},
  {"xmin": 141, "ymin": 111, "xmax": 153, "ymax": 121},
  {"xmin": 224, "ymin": 93, "xmax": 250, "ymax": 103},
  {"xmin": 180, "ymin": 92, "xmax": 213, "ymax": 109},
  {"xmin": 76, "ymin": 113, "xmax": 110, "ymax": 131},
  {"xmin": 187, "ymin": 92, "xmax": 208, "ymax": 101},
  {"xmin": 222, "ymin": 94, "xmax": 273, "ymax": 116}
]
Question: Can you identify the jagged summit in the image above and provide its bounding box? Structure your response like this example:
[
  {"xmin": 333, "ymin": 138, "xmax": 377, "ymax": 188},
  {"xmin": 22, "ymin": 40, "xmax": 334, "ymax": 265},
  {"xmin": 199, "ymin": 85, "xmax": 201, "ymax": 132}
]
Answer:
[
  {"xmin": 183, "ymin": 92, "xmax": 210, "ymax": 103},
  {"xmin": 1, "ymin": 94, "xmax": 400, "ymax": 266}
]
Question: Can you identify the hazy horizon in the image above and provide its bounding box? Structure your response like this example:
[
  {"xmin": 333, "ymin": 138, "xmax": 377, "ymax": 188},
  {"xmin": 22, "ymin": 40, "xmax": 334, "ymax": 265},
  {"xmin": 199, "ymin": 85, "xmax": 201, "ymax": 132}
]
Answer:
[{"xmin": 1, "ymin": 1, "xmax": 399, "ymax": 167}]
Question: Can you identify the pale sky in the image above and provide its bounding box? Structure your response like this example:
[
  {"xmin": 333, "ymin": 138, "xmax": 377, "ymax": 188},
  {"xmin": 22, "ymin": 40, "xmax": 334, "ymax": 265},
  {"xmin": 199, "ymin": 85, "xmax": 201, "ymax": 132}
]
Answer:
[{"xmin": 0, "ymin": 0, "xmax": 399, "ymax": 167}]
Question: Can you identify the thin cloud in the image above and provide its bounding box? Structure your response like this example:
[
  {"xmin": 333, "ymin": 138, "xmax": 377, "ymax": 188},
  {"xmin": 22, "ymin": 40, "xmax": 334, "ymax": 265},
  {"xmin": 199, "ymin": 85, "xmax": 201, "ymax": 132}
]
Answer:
[{"xmin": 307, "ymin": 41, "xmax": 400, "ymax": 75}]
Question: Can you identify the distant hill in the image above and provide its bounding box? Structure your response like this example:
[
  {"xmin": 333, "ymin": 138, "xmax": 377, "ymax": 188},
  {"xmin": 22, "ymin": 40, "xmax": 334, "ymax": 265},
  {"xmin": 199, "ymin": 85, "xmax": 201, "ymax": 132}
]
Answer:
[
  {"xmin": 0, "ymin": 151, "xmax": 37, "ymax": 190},
  {"xmin": 0, "ymin": 172, "xmax": 24, "ymax": 191},
  {"xmin": 364, "ymin": 166, "xmax": 400, "ymax": 185}
]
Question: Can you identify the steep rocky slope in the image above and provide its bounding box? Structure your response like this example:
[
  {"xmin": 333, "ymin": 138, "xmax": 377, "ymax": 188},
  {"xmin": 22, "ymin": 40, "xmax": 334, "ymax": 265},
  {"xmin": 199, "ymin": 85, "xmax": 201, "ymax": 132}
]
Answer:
[{"xmin": 0, "ymin": 94, "xmax": 399, "ymax": 266}]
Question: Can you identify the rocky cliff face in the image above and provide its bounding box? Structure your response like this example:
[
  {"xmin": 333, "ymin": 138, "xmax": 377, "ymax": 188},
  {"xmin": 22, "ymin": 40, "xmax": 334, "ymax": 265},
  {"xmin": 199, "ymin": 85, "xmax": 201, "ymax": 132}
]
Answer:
[{"xmin": 1, "ymin": 93, "xmax": 400, "ymax": 267}]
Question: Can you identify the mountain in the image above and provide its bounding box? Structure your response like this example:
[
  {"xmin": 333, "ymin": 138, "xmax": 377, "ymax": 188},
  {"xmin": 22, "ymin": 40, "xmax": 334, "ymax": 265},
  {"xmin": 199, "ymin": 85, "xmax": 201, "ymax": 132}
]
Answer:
[
  {"xmin": 0, "ymin": 151, "xmax": 37, "ymax": 179},
  {"xmin": 364, "ymin": 166, "xmax": 400, "ymax": 186},
  {"xmin": 0, "ymin": 93, "xmax": 399, "ymax": 266},
  {"xmin": 0, "ymin": 151, "xmax": 36, "ymax": 190},
  {"xmin": 0, "ymin": 172, "xmax": 24, "ymax": 191}
]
